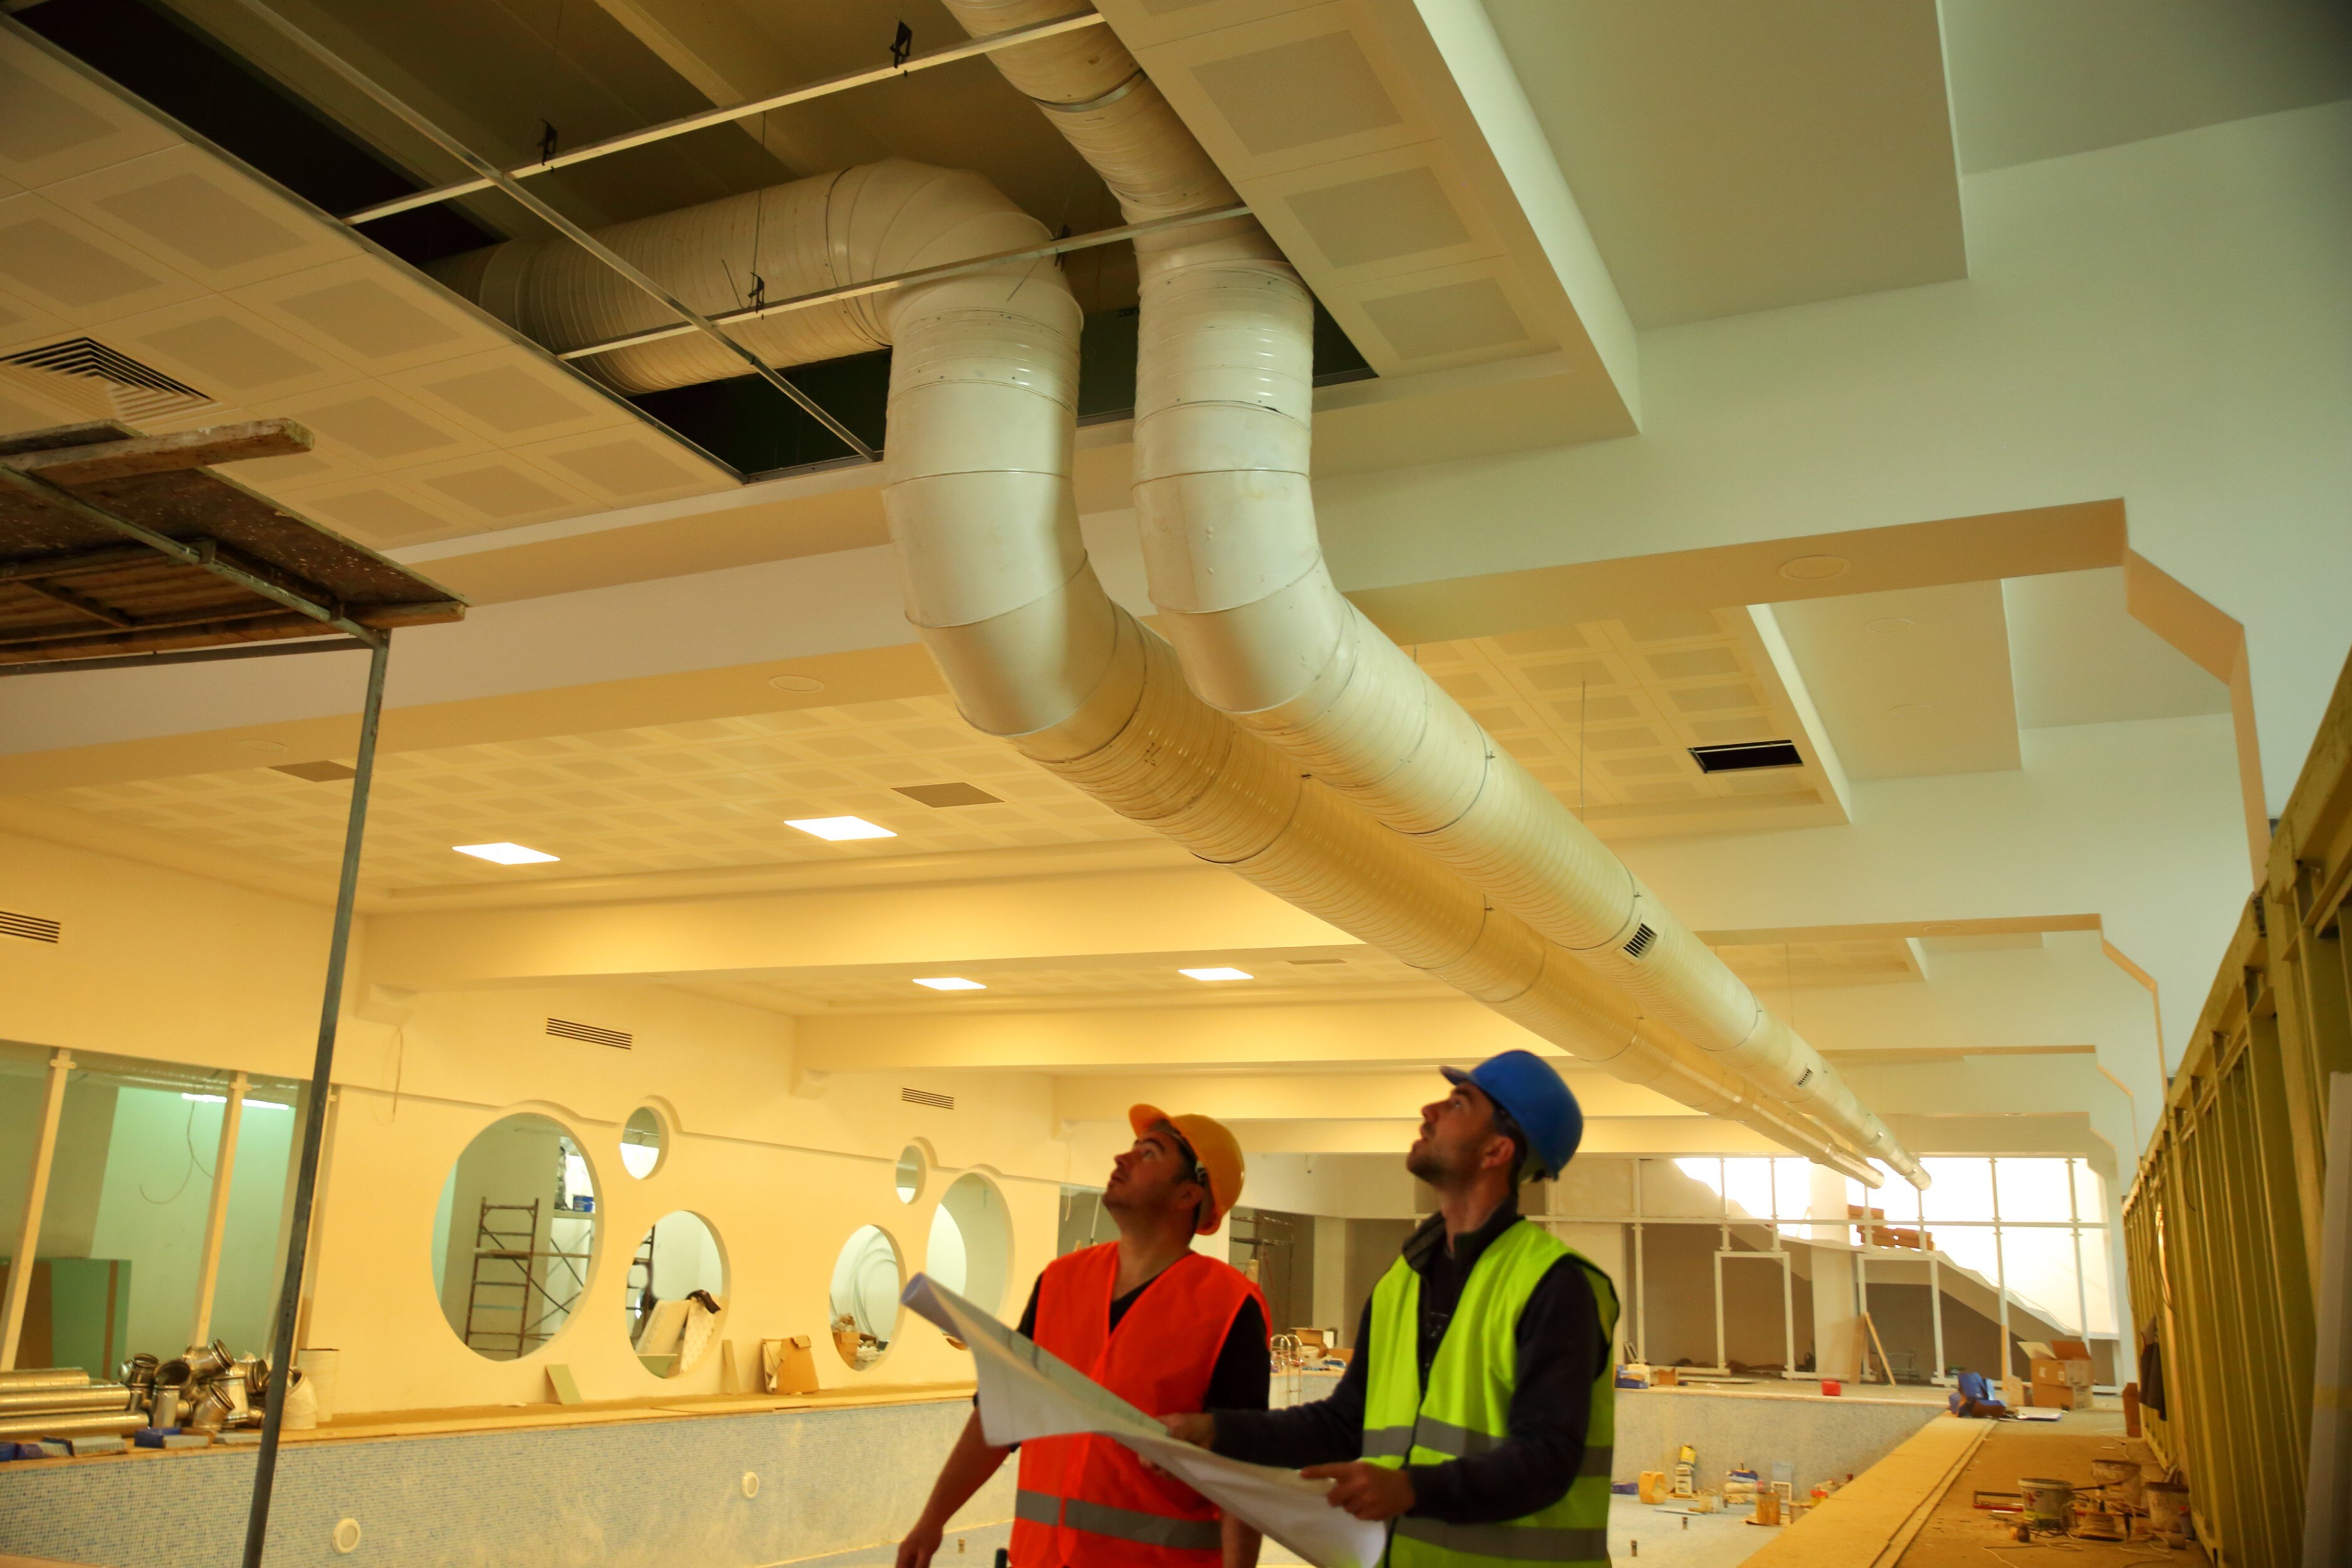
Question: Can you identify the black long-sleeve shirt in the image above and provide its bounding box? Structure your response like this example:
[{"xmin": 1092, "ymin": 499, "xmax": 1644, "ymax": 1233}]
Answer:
[{"xmin": 1208, "ymin": 1198, "xmax": 1606, "ymax": 1525}]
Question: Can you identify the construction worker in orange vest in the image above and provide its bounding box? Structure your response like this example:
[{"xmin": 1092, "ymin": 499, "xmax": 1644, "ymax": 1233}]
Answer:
[{"xmin": 899, "ymin": 1105, "xmax": 1269, "ymax": 1568}]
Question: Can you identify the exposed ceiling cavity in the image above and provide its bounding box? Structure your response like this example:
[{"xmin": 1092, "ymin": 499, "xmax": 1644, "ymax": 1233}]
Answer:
[{"xmin": 1942, "ymin": 0, "xmax": 2352, "ymax": 174}]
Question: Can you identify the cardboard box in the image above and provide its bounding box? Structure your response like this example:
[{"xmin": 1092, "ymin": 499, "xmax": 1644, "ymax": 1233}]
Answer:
[
  {"xmin": 762, "ymin": 1335, "xmax": 820, "ymax": 1395},
  {"xmin": 2029, "ymin": 1382, "xmax": 2078, "ymax": 1410},
  {"xmin": 2032, "ymin": 1354, "xmax": 2096, "ymax": 1389}
]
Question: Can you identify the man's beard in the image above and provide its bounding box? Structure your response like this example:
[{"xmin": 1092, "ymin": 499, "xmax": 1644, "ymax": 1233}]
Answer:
[{"xmin": 1405, "ymin": 1141, "xmax": 1447, "ymax": 1184}]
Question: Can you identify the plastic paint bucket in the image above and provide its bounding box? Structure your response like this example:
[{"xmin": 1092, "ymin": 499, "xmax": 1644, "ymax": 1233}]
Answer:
[
  {"xmin": 2090, "ymin": 1457, "xmax": 2143, "ymax": 1509},
  {"xmin": 2146, "ymin": 1481, "xmax": 2191, "ymax": 1540},
  {"xmin": 2019, "ymin": 1478, "xmax": 2073, "ymax": 1530}
]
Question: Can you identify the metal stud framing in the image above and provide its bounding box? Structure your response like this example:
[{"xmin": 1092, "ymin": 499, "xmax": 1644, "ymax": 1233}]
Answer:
[{"xmin": 2124, "ymin": 648, "xmax": 2352, "ymax": 1564}]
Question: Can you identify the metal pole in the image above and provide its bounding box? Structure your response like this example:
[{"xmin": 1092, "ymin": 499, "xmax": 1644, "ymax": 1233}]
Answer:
[
  {"xmin": 1714, "ymin": 1158, "xmax": 1728, "ymax": 1371},
  {"xmin": 240, "ymin": 633, "xmax": 389, "ymax": 1568},
  {"xmin": 1992, "ymin": 1157, "xmax": 2012, "ymax": 1387},
  {"xmin": 189, "ymin": 1071, "xmax": 250, "ymax": 1349},
  {"xmin": 0, "ymin": 1048, "xmax": 73, "ymax": 1371},
  {"xmin": 1922, "ymin": 1177, "xmax": 1945, "ymax": 1382},
  {"xmin": 2068, "ymin": 1158, "xmax": 2091, "ymax": 1340},
  {"xmin": 1632, "ymin": 1159, "xmax": 1645, "ymax": 1364}
]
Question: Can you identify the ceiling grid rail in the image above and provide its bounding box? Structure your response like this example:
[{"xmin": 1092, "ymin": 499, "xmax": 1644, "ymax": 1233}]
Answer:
[
  {"xmin": 219, "ymin": 0, "xmax": 881, "ymax": 459},
  {"xmin": 339, "ymin": 11, "xmax": 1112, "ymax": 225}
]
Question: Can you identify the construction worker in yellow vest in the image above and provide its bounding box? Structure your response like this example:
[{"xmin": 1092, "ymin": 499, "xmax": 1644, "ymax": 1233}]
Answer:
[{"xmin": 1161, "ymin": 1051, "xmax": 1619, "ymax": 1567}]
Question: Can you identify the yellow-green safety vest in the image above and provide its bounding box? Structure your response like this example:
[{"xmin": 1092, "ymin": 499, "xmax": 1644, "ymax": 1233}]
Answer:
[{"xmin": 1362, "ymin": 1221, "xmax": 1619, "ymax": 1567}]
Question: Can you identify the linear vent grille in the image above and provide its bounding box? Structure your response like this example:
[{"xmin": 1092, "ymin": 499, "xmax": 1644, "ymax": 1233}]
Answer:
[
  {"xmin": 0, "ymin": 910, "xmax": 62, "ymax": 944},
  {"xmin": 1622, "ymin": 923, "xmax": 1656, "ymax": 959},
  {"xmin": 547, "ymin": 1017, "xmax": 631, "ymax": 1049},
  {"xmin": 1689, "ymin": 740, "xmax": 1803, "ymax": 774},
  {"xmin": 0, "ymin": 337, "xmax": 216, "ymax": 424},
  {"xmin": 901, "ymin": 1087, "xmax": 955, "ymax": 1111}
]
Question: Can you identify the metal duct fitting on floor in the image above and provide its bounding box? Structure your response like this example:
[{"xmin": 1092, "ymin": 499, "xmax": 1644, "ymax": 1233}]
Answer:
[
  {"xmin": 431, "ymin": 155, "xmax": 1882, "ymax": 1182},
  {"xmin": 944, "ymin": 0, "xmax": 1926, "ymax": 1188}
]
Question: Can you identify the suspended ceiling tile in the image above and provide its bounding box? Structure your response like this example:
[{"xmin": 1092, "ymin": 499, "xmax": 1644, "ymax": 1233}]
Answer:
[
  {"xmin": 96, "ymin": 294, "xmax": 356, "ymax": 404},
  {"xmin": 235, "ymin": 255, "xmax": 506, "ymax": 377},
  {"xmin": 268, "ymin": 380, "xmax": 492, "ymax": 472},
  {"xmin": 0, "ymin": 276, "xmax": 71, "ymax": 356},
  {"xmin": 0, "ymin": 190, "xmax": 203, "ymax": 321},
  {"xmin": 404, "ymin": 450, "xmax": 598, "ymax": 530},
  {"xmin": 510, "ymin": 427, "xmax": 732, "ymax": 507},
  {"xmin": 384, "ymin": 347, "xmax": 632, "ymax": 446},
  {"xmin": 0, "ymin": 33, "xmax": 178, "ymax": 190},
  {"xmin": 278, "ymin": 473, "xmax": 471, "ymax": 550},
  {"xmin": 1251, "ymin": 142, "xmax": 1499, "ymax": 287},
  {"xmin": 39, "ymin": 144, "xmax": 359, "ymax": 292},
  {"xmin": 1336, "ymin": 261, "xmax": 1545, "ymax": 371}
]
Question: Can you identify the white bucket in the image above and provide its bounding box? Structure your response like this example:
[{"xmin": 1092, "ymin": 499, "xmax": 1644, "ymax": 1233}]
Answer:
[
  {"xmin": 295, "ymin": 1347, "xmax": 339, "ymax": 1423},
  {"xmin": 2146, "ymin": 1481, "xmax": 2191, "ymax": 1540}
]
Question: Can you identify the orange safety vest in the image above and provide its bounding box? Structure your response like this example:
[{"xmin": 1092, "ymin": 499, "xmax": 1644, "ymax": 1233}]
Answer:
[{"xmin": 1011, "ymin": 1244, "xmax": 1267, "ymax": 1568}]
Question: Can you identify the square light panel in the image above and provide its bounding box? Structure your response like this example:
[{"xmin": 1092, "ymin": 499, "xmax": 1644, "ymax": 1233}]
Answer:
[
  {"xmin": 912, "ymin": 977, "xmax": 987, "ymax": 992},
  {"xmin": 786, "ymin": 815, "xmax": 897, "ymax": 841},
  {"xmin": 1179, "ymin": 967, "xmax": 1254, "ymax": 982},
  {"xmin": 453, "ymin": 841, "xmax": 560, "ymax": 865}
]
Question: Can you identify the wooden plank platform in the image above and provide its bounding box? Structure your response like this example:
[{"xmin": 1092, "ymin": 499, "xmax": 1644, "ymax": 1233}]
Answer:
[
  {"xmin": 1742, "ymin": 1414, "xmax": 1989, "ymax": 1567},
  {"xmin": 0, "ymin": 419, "xmax": 463, "ymax": 665}
]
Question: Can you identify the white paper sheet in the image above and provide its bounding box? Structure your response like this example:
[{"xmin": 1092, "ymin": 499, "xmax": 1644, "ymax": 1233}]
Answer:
[{"xmin": 903, "ymin": 1273, "xmax": 1390, "ymax": 1568}]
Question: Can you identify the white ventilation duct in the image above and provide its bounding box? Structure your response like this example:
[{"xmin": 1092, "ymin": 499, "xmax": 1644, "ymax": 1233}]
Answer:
[
  {"xmin": 946, "ymin": 0, "xmax": 1926, "ymax": 1187},
  {"xmin": 433, "ymin": 155, "xmax": 1884, "ymax": 1183}
]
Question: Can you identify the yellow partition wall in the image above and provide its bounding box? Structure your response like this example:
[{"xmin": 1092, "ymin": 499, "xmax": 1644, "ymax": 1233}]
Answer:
[{"xmin": 2126, "ymin": 651, "xmax": 2352, "ymax": 1564}]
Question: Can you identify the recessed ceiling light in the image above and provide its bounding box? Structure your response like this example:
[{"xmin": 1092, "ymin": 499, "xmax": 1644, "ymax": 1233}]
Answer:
[
  {"xmin": 1179, "ymin": 967, "xmax": 1253, "ymax": 982},
  {"xmin": 912, "ymin": 977, "xmax": 986, "ymax": 991},
  {"xmin": 1778, "ymin": 555, "xmax": 1850, "ymax": 582},
  {"xmin": 1864, "ymin": 617, "xmax": 1914, "ymax": 634},
  {"xmin": 1887, "ymin": 703, "xmax": 1934, "ymax": 718},
  {"xmin": 786, "ymin": 815, "xmax": 897, "ymax": 841},
  {"xmin": 768, "ymin": 674, "xmax": 826, "ymax": 693},
  {"xmin": 453, "ymin": 842, "xmax": 560, "ymax": 865}
]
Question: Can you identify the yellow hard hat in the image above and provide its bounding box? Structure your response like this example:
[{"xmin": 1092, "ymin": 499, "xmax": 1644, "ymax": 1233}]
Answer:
[{"xmin": 1129, "ymin": 1105, "xmax": 1245, "ymax": 1235}]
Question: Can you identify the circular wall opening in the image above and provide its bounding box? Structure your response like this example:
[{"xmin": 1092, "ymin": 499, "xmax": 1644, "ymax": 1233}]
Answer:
[
  {"xmin": 431, "ymin": 1113, "xmax": 594, "ymax": 1360},
  {"xmin": 620, "ymin": 1106, "xmax": 665, "ymax": 1179},
  {"xmin": 626, "ymin": 1209, "xmax": 727, "ymax": 1376},
  {"xmin": 828, "ymin": 1225, "xmax": 903, "ymax": 1369},
  {"xmin": 894, "ymin": 1144, "xmax": 927, "ymax": 1204},
  {"xmin": 926, "ymin": 1172, "xmax": 1012, "ymax": 1316}
]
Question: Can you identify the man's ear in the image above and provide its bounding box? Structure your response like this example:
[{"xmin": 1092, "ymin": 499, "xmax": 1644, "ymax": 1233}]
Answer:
[{"xmin": 1479, "ymin": 1130, "xmax": 1516, "ymax": 1174}]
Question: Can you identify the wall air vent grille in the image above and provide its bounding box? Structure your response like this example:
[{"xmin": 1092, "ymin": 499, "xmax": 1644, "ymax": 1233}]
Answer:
[
  {"xmin": 1689, "ymin": 740, "xmax": 1803, "ymax": 774},
  {"xmin": 0, "ymin": 910, "xmax": 62, "ymax": 944},
  {"xmin": 900, "ymin": 1087, "xmax": 955, "ymax": 1111},
  {"xmin": 0, "ymin": 337, "xmax": 216, "ymax": 424},
  {"xmin": 1622, "ymin": 923, "xmax": 1657, "ymax": 959},
  {"xmin": 547, "ymin": 1018, "xmax": 631, "ymax": 1049}
]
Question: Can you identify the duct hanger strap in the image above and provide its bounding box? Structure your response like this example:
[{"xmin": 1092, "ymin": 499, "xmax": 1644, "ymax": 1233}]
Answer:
[
  {"xmin": 340, "ymin": 11, "xmax": 1112, "ymax": 225},
  {"xmin": 224, "ymin": 0, "xmax": 878, "ymax": 461},
  {"xmin": 1035, "ymin": 69, "xmax": 1147, "ymax": 115},
  {"xmin": 557, "ymin": 204, "xmax": 1252, "ymax": 364}
]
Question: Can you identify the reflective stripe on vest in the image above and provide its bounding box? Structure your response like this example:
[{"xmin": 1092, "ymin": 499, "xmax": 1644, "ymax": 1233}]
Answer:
[
  {"xmin": 1010, "ymin": 1243, "xmax": 1267, "ymax": 1568},
  {"xmin": 1016, "ymin": 1490, "xmax": 1225, "ymax": 1552},
  {"xmin": 1363, "ymin": 1221, "xmax": 1622, "ymax": 1568}
]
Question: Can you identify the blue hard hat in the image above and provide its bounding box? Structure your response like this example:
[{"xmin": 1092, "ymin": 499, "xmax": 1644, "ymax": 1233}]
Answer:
[{"xmin": 1441, "ymin": 1050, "xmax": 1583, "ymax": 1179}]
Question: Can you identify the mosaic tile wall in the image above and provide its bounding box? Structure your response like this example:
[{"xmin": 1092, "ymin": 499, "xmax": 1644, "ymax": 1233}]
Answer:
[{"xmin": 0, "ymin": 1398, "xmax": 1013, "ymax": 1568}]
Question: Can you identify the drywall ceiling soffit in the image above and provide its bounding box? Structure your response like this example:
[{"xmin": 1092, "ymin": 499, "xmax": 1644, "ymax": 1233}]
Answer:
[
  {"xmin": 2003, "ymin": 566, "xmax": 2229, "ymax": 729},
  {"xmin": 1094, "ymin": 0, "xmax": 1636, "ymax": 434},
  {"xmin": 0, "ymin": 23, "xmax": 736, "ymax": 552},
  {"xmin": 1769, "ymin": 579, "xmax": 2023, "ymax": 780},
  {"xmin": 1411, "ymin": 605, "xmax": 1849, "ymax": 839},
  {"xmin": 1943, "ymin": 0, "xmax": 2352, "ymax": 175},
  {"xmin": 1478, "ymin": 0, "xmax": 1968, "ymax": 329},
  {"xmin": 697, "ymin": 947, "xmax": 1453, "ymax": 1014}
]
